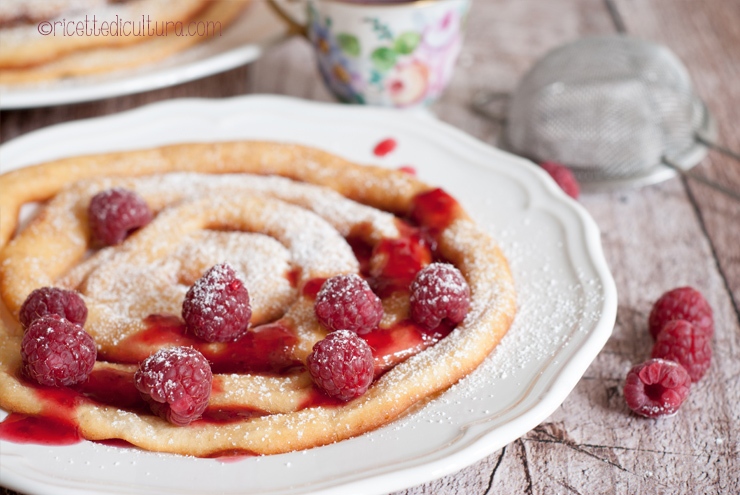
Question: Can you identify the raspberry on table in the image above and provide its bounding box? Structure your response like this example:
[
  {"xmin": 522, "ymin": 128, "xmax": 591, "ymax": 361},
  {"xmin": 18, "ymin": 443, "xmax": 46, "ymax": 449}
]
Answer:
[
  {"xmin": 307, "ymin": 330, "xmax": 375, "ymax": 401},
  {"xmin": 409, "ymin": 262, "xmax": 470, "ymax": 329},
  {"xmin": 88, "ymin": 187, "xmax": 153, "ymax": 246},
  {"xmin": 651, "ymin": 320, "xmax": 712, "ymax": 382},
  {"xmin": 19, "ymin": 286, "xmax": 87, "ymax": 329},
  {"xmin": 623, "ymin": 358, "xmax": 691, "ymax": 418},
  {"xmin": 648, "ymin": 286, "xmax": 713, "ymax": 339},
  {"xmin": 182, "ymin": 263, "xmax": 252, "ymax": 342},
  {"xmin": 134, "ymin": 346, "xmax": 212, "ymax": 426},
  {"xmin": 540, "ymin": 161, "xmax": 580, "ymax": 199},
  {"xmin": 21, "ymin": 315, "xmax": 96, "ymax": 387},
  {"xmin": 314, "ymin": 274, "xmax": 383, "ymax": 335}
]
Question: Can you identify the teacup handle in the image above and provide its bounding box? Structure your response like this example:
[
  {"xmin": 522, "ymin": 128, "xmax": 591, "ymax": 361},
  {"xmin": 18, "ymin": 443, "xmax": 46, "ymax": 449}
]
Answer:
[{"xmin": 267, "ymin": 0, "xmax": 308, "ymax": 38}]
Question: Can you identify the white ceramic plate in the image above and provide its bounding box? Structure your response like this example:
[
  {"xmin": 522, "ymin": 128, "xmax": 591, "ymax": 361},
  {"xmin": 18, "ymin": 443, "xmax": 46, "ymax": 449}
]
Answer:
[
  {"xmin": 0, "ymin": 2, "xmax": 288, "ymax": 109},
  {"xmin": 0, "ymin": 96, "xmax": 617, "ymax": 495}
]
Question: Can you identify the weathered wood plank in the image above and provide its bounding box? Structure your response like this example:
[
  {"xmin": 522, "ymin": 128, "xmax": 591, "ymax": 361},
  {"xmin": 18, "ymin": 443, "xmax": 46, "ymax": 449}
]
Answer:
[{"xmin": 613, "ymin": 0, "xmax": 740, "ymax": 309}]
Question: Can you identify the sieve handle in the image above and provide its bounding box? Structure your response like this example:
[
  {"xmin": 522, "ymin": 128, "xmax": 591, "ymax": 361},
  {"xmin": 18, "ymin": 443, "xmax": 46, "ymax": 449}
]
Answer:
[
  {"xmin": 662, "ymin": 156, "xmax": 740, "ymax": 201},
  {"xmin": 471, "ymin": 91, "xmax": 510, "ymax": 123},
  {"xmin": 695, "ymin": 132, "xmax": 740, "ymax": 164}
]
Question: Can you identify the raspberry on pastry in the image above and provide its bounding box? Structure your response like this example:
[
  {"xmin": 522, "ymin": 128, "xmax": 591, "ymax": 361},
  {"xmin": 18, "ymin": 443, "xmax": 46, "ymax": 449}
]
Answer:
[
  {"xmin": 21, "ymin": 315, "xmax": 96, "ymax": 387},
  {"xmin": 182, "ymin": 263, "xmax": 252, "ymax": 343},
  {"xmin": 314, "ymin": 274, "xmax": 383, "ymax": 335},
  {"xmin": 134, "ymin": 346, "xmax": 213, "ymax": 426},
  {"xmin": 409, "ymin": 262, "xmax": 471, "ymax": 329},
  {"xmin": 307, "ymin": 330, "xmax": 375, "ymax": 401},
  {"xmin": 88, "ymin": 187, "xmax": 153, "ymax": 246},
  {"xmin": 19, "ymin": 286, "xmax": 87, "ymax": 329}
]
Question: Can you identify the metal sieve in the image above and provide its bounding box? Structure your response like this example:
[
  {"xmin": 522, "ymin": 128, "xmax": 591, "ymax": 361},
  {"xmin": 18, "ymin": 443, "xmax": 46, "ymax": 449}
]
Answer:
[{"xmin": 473, "ymin": 35, "xmax": 739, "ymax": 197}]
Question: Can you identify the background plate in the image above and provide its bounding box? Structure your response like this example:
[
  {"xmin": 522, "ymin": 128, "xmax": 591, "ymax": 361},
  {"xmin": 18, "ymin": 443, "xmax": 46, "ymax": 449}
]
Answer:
[
  {"xmin": 0, "ymin": 96, "xmax": 617, "ymax": 495},
  {"xmin": 0, "ymin": 2, "xmax": 288, "ymax": 109}
]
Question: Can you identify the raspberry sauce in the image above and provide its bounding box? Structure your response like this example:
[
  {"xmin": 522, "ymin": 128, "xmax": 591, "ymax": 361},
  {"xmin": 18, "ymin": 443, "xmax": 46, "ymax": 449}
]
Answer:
[
  {"xmin": 77, "ymin": 368, "xmax": 147, "ymax": 413},
  {"xmin": 0, "ymin": 379, "xmax": 83, "ymax": 445},
  {"xmin": 112, "ymin": 316, "xmax": 301, "ymax": 374},
  {"xmin": 410, "ymin": 188, "xmax": 460, "ymax": 232},
  {"xmin": 286, "ymin": 267, "xmax": 302, "ymax": 288},
  {"xmin": 364, "ymin": 319, "xmax": 453, "ymax": 376},
  {"xmin": 370, "ymin": 232, "xmax": 432, "ymax": 297},
  {"xmin": 299, "ymin": 387, "xmax": 345, "ymax": 409},
  {"xmin": 373, "ymin": 138, "xmax": 397, "ymax": 157},
  {"xmin": 301, "ymin": 278, "xmax": 327, "ymax": 299},
  {"xmin": 199, "ymin": 406, "xmax": 267, "ymax": 424},
  {"xmin": 0, "ymin": 413, "xmax": 81, "ymax": 445}
]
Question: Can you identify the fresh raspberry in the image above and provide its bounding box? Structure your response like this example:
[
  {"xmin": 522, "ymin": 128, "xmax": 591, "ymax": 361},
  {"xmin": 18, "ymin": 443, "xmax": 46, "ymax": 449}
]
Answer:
[
  {"xmin": 21, "ymin": 315, "xmax": 96, "ymax": 387},
  {"xmin": 314, "ymin": 274, "xmax": 383, "ymax": 335},
  {"xmin": 182, "ymin": 263, "xmax": 252, "ymax": 342},
  {"xmin": 540, "ymin": 161, "xmax": 580, "ymax": 199},
  {"xmin": 648, "ymin": 287, "xmax": 713, "ymax": 339},
  {"xmin": 306, "ymin": 330, "xmax": 374, "ymax": 401},
  {"xmin": 134, "ymin": 346, "xmax": 212, "ymax": 426},
  {"xmin": 88, "ymin": 187, "xmax": 153, "ymax": 246},
  {"xmin": 409, "ymin": 263, "xmax": 470, "ymax": 329},
  {"xmin": 623, "ymin": 358, "xmax": 691, "ymax": 418},
  {"xmin": 651, "ymin": 320, "xmax": 712, "ymax": 382},
  {"xmin": 19, "ymin": 287, "xmax": 87, "ymax": 329}
]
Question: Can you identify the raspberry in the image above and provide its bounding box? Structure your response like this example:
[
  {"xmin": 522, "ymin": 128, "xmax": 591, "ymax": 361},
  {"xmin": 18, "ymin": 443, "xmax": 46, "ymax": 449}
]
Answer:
[
  {"xmin": 19, "ymin": 287, "xmax": 87, "ymax": 329},
  {"xmin": 623, "ymin": 358, "xmax": 691, "ymax": 418},
  {"xmin": 88, "ymin": 187, "xmax": 153, "ymax": 246},
  {"xmin": 409, "ymin": 263, "xmax": 470, "ymax": 329},
  {"xmin": 651, "ymin": 320, "xmax": 712, "ymax": 382},
  {"xmin": 182, "ymin": 263, "xmax": 251, "ymax": 342},
  {"xmin": 540, "ymin": 161, "xmax": 580, "ymax": 199},
  {"xmin": 134, "ymin": 346, "xmax": 212, "ymax": 426},
  {"xmin": 21, "ymin": 315, "xmax": 96, "ymax": 387},
  {"xmin": 648, "ymin": 287, "xmax": 713, "ymax": 339},
  {"xmin": 314, "ymin": 274, "xmax": 383, "ymax": 335},
  {"xmin": 306, "ymin": 330, "xmax": 374, "ymax": 401}
]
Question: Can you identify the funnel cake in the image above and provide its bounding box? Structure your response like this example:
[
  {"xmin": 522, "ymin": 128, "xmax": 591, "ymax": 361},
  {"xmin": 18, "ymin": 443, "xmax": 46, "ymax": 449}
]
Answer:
[{"xmin": 0, "ymin": 141, "xmax": 516, "ymax": 457}]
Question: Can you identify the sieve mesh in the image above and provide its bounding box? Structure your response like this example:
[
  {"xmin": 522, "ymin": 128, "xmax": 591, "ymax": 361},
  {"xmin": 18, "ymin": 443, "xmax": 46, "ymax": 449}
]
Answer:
[{"xmin": 504, "ymin": 35, "xmax": 705, "ymax": 182}]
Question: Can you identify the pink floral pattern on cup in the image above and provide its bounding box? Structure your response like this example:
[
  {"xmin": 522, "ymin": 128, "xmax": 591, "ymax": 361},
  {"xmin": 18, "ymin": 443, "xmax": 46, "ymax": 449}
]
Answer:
[{"xmin": 306, "ymin": 0, "xmax": 470, "ymax": 108}]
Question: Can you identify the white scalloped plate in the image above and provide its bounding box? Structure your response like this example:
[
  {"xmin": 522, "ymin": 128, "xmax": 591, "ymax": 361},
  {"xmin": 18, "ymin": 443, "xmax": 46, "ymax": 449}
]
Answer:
[
  {"xmin": 0, "ymin": 1, "xmax": 287, "ymax": 109},
  {"xmin": 0, "ymin": 96, "xmax": 617, "ymax": 495}
]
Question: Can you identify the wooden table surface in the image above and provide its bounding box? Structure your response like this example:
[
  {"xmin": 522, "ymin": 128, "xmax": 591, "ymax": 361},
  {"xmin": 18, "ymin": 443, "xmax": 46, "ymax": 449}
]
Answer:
[{"xmin": 1, "ymin": 1, "xmax": 738, "ymax": 494}]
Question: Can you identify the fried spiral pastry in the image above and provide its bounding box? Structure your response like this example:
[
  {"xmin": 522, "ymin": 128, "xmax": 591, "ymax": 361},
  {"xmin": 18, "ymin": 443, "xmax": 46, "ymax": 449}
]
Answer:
[{"xmin": 0, "ymin": 141, "xmax": 516, "ymax": 456}]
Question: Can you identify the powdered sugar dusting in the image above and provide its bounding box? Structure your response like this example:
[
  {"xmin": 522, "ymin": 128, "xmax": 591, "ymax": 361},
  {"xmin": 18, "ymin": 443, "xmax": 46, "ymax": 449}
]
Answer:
[
  {"xmin": 9, "ymin": 172, "xmax": 411, "ymax": 352},
  {"xmin": 127, "ymin": 173, "xmax": 399, "ymax": 241}
]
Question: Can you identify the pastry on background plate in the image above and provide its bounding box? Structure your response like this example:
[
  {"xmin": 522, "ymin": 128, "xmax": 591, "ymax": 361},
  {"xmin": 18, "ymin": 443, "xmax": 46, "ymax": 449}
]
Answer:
[{"xmin": 0, "ymin": 0, "xmax": 249, "ymax": 84}]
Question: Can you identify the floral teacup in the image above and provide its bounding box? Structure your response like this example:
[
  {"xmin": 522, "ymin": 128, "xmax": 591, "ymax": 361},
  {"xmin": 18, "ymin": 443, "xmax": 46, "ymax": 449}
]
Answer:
[{"xmin": 268, "ymin": 0, "xmax": 471, "ymax": 108}]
